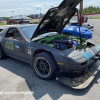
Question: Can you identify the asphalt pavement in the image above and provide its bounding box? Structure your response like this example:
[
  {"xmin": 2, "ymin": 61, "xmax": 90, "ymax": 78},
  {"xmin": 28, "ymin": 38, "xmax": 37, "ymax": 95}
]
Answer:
[{"xmin": 0, "ymin": 19, "xmax": 100, "ymax": 100}]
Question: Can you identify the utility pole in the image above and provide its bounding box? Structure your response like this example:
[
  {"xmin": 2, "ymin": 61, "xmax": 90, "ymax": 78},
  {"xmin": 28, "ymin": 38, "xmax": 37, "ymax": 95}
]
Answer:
[
  {"xmin": 80, "ymin": 0, "xmax": 83, "ymax": 26},
  {"xmin": 40, "ymin": 9, "xmax": 41, "ymax": 18},
  {"xmin": 11, "ymin": 11, "xmax": 14, "ymax": 17}
]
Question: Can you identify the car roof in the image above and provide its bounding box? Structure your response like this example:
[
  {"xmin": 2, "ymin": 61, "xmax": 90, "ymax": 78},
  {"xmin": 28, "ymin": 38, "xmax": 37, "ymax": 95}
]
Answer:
[
  {"xmin": 0, "ymin": 26, "xmax": 7, "ymax": 29},
  {"xmin": 0, "ymin": 24, "xmax": 38, "ymax": 28}
]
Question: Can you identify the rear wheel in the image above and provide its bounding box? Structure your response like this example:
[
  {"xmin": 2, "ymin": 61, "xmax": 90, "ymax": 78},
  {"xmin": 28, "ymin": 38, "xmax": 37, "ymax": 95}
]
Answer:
[
  {"xmin": 0, "ymin": 45, "xmax": 6, "ymax": 59},
  {"xmin": 32, "ymin": 52, "xmax": 58, "ymax": 80}
]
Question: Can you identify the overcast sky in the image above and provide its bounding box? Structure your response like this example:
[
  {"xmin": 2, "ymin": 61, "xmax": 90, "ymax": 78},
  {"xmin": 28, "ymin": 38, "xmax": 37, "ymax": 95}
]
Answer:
[{"xmin": 0, "ymin": 0, "xmax": 100, "ymax": 17}]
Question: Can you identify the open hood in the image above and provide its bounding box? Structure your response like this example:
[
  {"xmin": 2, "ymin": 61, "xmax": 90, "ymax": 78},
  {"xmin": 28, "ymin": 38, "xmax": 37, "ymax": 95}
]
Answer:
[{"xmin": 31, "ymin": 0, "xmax": 82, "ymax": 40}]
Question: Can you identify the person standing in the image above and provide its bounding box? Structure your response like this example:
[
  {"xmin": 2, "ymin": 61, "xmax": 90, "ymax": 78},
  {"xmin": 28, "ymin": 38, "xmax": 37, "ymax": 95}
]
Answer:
[{"xmin": 85, "ymin": 16, "xmax": 88, "ymax": 22}]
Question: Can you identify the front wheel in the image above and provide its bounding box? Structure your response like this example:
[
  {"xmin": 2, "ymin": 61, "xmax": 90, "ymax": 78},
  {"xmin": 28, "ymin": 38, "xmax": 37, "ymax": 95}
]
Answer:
[{"xmin": 32, "ymin": 52, "xmax": 58, "ymax": 80}]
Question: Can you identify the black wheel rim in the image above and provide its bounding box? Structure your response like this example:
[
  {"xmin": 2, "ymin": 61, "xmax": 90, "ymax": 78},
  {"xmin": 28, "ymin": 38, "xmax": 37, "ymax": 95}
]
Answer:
[{"xmin": 34, "ymin": 57, "xmax": 51, "ymax": 78}]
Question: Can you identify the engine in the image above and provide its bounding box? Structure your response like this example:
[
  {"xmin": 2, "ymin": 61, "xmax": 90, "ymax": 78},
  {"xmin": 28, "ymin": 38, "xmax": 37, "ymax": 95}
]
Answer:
[
  {"xmin": 37, "ymin": 35, "xmax": 93, "ymax": 51},
  {"xmin": 53, "ymin": 38, "xmax": 72, "ymax": 50}
]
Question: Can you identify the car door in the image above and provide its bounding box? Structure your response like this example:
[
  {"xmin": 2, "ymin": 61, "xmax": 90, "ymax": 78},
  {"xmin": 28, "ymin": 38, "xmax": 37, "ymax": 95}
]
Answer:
[{"xmin": 2, "ymin": 28, "xmax": 27, "ymax": 61}]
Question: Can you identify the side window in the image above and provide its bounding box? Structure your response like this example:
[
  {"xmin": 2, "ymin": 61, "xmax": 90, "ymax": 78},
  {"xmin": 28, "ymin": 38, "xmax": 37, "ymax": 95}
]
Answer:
[{"xmin": 6, "ymin": 28, "xmax": 21, "ymax": 41}]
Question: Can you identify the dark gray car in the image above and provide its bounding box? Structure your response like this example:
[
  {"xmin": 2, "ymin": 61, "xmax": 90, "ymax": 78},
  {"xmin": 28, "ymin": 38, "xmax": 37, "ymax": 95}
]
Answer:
[{"xmin": 0, "ymin": 0, "xmax": 100, "ymax": 81}]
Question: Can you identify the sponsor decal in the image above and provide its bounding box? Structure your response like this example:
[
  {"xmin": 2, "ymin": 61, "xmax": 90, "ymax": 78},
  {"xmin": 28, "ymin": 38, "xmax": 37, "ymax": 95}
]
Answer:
[
  {"xmin": 15, "ymin": 45, "xmax": 19, "ymax": 48},
  {"xmin": 27, "ymin": 48, "xmax": 31, "ymax": 55},
  {"xmin": 5, "ymin": 41, "xmax": 14, "ymax": 50},
  {"xmin": 94, "ymin": 46, "xmax": 99, "ymax": 51}
]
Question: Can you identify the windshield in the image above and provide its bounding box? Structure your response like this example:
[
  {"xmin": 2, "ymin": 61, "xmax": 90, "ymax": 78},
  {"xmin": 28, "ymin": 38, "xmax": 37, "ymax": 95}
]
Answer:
[
  {"xmin": 0, "ymin": 29, "xmax": 4, "ymax": 34},
  {"xmin": 65, "ymin": 25, "xmax": 69, "ymax": 27},
  {"xmin": 20, "ymin": 25, "xmax": 38, "ymax": 40},
  {"xmin": 70, "ymin": 20, "xmax": 78, "ymax": 23}
]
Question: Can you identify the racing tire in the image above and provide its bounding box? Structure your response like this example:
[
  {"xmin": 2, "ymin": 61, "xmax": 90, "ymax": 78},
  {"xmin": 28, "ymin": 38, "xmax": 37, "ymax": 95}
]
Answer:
[
  {"xmin": 0, "ymin": 45, "xmax": 6, "ymax": 59},
  {"xmin": 32, "ymin": 52, "xmax": 58, "ymax": 80}
]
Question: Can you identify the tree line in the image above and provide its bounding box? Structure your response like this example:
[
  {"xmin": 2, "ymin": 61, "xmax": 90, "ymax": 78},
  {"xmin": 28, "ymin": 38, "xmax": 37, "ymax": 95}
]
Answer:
[
  {"xmin": 83, "ymin": 6, "xmax": 100, "ymax": 14},
  {"xmin": 0, "ymin": 17, "xmax": 10, "ymax": 20}
]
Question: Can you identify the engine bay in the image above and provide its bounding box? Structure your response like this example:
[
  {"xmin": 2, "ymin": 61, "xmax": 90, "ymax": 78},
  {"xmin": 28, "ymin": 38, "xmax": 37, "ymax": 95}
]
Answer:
[{"xmin": 37, "ymin": 34, "xmax": 94, "ymax": 51}]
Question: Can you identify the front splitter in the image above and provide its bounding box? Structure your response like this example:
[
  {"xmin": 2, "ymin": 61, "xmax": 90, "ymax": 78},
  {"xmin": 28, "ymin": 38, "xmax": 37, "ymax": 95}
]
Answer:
[{"xmin": 56, "ymin": 61, "xmax": 100, "ymax": 89}]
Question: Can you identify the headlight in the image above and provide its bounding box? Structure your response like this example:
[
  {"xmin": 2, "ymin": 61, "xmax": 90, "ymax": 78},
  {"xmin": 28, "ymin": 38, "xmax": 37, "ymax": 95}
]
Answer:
[{"xmin": 77, "ymin": 57, "xmax": 87, "ymax": 65}]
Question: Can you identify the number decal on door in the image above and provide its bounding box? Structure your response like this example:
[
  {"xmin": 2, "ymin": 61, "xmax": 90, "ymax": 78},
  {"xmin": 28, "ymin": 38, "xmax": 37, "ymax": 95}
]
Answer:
[{"xmin": 5, "ymin": 41, "xmax": 14, "ymax": 50}]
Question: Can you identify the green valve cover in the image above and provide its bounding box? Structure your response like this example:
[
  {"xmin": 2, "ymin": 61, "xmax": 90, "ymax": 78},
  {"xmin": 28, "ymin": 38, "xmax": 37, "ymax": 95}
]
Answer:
[
  {"xmin": 37, "ymin": 35, "xmax": 63, "ymax": 44},
  {"xmin": 46, "ymin": 44, "xmax": 54, "ymax": 47}
]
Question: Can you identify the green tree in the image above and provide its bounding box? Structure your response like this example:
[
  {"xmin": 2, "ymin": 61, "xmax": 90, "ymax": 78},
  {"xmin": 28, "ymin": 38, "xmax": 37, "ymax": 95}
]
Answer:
[
  {"xmin": 83, "ymin": 6, "xmax": 100, "ymax": 14},
  {"xmin": 0, "ymin": 17, "xmax": 10, "ymax": 20},
  {"xmin": 30, "ymin": 14, "xmax": 33, "ymax": 18}
]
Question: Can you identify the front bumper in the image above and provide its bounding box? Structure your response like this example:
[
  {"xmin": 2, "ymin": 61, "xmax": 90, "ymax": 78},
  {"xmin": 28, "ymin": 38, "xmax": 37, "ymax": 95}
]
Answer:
[
  {"xmin": 56, "ymin": 47, "xmax": 100, "ymax": 78},
  {"xmin": 69, "ymin": 52, "xmax": 100, "ymax": 72},
  {"xmin": 82, "ymin": 33, "xmax": 92, "ymax": 39},
  {"xmin": 56, "ymin": 61, "xmax": 100, "ymax": 89}
]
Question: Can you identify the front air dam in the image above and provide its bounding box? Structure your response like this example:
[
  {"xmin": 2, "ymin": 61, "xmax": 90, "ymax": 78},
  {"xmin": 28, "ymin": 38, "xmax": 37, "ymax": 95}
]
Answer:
[{"xmin": 56, "ymin": 61, "xmax": 100, "ymax": 89}]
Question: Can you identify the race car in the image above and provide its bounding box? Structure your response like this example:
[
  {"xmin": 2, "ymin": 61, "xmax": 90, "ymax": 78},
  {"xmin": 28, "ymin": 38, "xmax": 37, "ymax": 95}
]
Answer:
[
  {"xmin": 82, "ymin": 23, "xmax": 94, "ymax": 30},
  {"xmin": 0, "ymin": 0, "xmax": 100, "ymax": 86},
  {"xmin": 61, "ymin": 25, "xmax": 92, "ymax": 39},
  {"xmin": 70, "ymin": 19, "xmax": 94, "ymax": 30}
]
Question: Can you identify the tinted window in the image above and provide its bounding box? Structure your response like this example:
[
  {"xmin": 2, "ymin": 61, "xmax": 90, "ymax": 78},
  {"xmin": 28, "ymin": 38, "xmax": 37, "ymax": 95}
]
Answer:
[{"xmin": 6, "ymin": 28, "xmax": 21, "ymax": 40}]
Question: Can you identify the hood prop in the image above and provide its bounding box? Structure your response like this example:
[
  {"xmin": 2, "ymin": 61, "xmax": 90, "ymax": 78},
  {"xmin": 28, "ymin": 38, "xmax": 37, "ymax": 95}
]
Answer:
[{"xmin": 77, "ymin": 10, "xmax": 82, "ymax": 48}]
